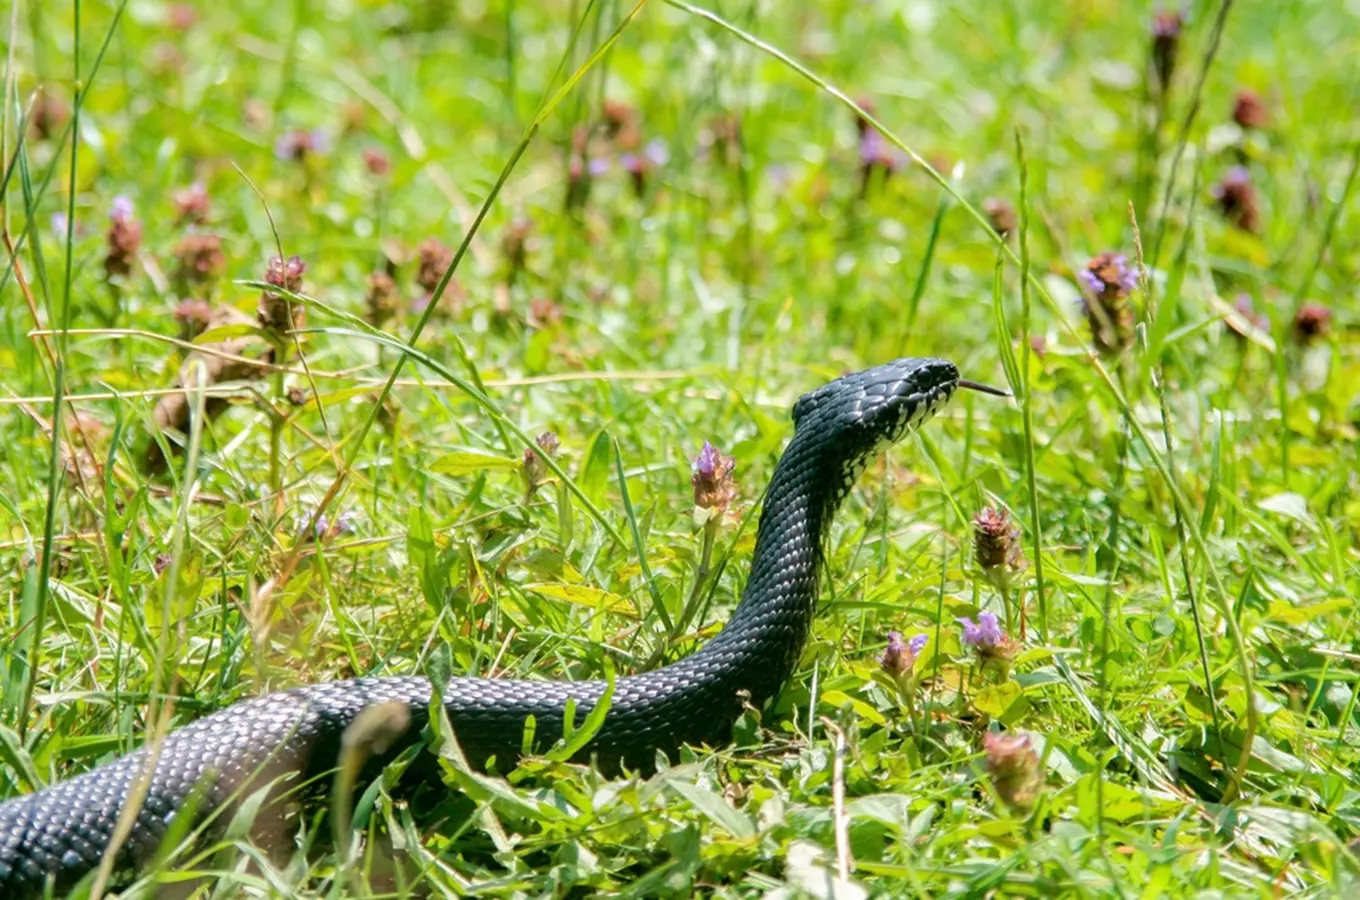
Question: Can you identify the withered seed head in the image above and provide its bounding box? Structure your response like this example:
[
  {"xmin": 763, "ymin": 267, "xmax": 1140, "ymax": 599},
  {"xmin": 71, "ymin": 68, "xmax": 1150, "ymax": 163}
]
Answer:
[
  {"xmin": 1232, "ymin": 88, "xmax": 1269, "ymax": 130},
  {"xmin": 1293, "ymin": 302, "xmax": 1332, "ymax": 344},
  {"xmin": 982, "ymin": 197, "xmax": 1018, "ymax": 240},
  {"xmin": 1212, "ymin": 166, "xmax": 1261, "ymax": 233}
]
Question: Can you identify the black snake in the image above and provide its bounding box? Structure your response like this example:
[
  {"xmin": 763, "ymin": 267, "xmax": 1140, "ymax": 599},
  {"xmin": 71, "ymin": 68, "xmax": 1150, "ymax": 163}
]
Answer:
[{"xmin": 0, "ymin": 357, "xmax": 1001, "ymax": 897}]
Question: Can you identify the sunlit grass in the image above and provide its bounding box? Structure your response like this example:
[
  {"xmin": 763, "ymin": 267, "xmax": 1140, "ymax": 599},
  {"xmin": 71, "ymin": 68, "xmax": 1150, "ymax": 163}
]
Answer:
[{"xmin": 2, "ymin": 0, "xmax": 1358, "ymax": 896}]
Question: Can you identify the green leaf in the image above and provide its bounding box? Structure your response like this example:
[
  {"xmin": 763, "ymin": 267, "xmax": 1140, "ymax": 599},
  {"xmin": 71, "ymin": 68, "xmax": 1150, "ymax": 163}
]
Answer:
[
  {"xmin": 428, "ymin": 448, "xmax": 521, "ymax": 476},
  {"xmin": 548, "ymin": 661, "xmax": 615, "ymax": 762},
  {"xmin": 820, "ymin": 689, "xmax": 886, "ymax": 726},
  {"xmin": 972, "ymin": 680, "xmax": 1023, "ymax": 718},
  {"xmin": 0, "ymin": 722, "xmax": 41, "ymax": 792},
  {"xmin": 991, "ymin": 248, "xmax": 1024, "ymax": 404},
  {"xmin": 193, "ymin": 323, "xmax": 258, "ymax": 344},
  {"xmin": 1258, "ymin": 492, "xmax": 1312, "ymax": 525},
  {"xmin": 578, "ymin": 429, "xmax": 613, "ymax": 507},
  {"xmin": 147, "ymin": 552, "xmax": 203, "ymax": 632},
  {"xmin": 408, "ymin": 507, "xmax": 453, "ymax": 610},
  {"xmin": 614, "ymin": 437, "xmax": 670, "ymax": 631},
  {"xmin": 224, "ymin": 782, "xmax": 278, "ymax": 842},
  {"xmin": 526, "ymin": 582, "xmax": 635, "ymax": 615},
  {"xmin": 667, "ymin": 777, "xmax": 755, "ymax": 838}
]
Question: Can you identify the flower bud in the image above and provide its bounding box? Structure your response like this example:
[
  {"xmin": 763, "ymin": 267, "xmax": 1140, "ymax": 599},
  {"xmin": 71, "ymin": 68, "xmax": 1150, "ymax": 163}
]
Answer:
[
  {"xmin": 691, "ymin": 441, "xmax": 737, "ymax": 514},
  {"xmin": 522, "ymin": 431, "xmax": 560, "ymax": 499},
  {"xmin": 973, "ymin": 506, "xmax": 1025, "ymax": 588},
  {"xmin": 983, "ymin": 731, "xmax": 1044, "ymax": 811}
]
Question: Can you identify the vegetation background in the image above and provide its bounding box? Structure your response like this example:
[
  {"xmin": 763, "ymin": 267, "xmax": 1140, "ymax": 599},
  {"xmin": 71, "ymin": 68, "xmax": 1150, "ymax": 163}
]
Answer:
[{"xmin": 1, "ymin": 0, "xmax": 1358, "ymax": 896}]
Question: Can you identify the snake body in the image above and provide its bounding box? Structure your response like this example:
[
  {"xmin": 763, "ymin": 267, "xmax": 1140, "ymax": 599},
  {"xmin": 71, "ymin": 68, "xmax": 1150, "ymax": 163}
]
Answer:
[{"xmin": 0, "ymin": 357, "xmax": 965, "ymax": 897}]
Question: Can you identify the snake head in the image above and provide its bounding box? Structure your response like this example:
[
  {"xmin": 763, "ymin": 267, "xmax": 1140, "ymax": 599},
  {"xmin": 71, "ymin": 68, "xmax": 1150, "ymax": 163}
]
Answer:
[{"xmin": 792, "ymin": 357, "xmax": 961, "ymax": 452}]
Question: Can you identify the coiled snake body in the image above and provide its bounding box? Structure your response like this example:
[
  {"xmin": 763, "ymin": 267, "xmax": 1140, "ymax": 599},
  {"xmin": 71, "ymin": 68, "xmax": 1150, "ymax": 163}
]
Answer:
[{"xmin": 0, "ymin": 357, "xmax": 989, "ymax": 897}]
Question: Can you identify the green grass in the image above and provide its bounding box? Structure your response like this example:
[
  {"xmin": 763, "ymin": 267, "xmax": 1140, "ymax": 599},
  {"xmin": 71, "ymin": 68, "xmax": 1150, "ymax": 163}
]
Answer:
[{"xmin": 3, "ymin": 0, "xmax": 1360, "ymax": 896}]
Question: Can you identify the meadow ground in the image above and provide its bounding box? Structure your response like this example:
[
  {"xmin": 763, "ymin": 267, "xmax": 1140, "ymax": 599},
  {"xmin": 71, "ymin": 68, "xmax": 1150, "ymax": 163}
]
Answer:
[{"xmin": 2, "ymin": 0, "xmax": 1359, "ymax": 896}]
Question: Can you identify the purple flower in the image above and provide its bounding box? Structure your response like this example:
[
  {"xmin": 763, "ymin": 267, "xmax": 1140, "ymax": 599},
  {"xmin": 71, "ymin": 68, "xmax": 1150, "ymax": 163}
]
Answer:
[
  {"xmin": 691, "ymin": 440, "xmax": 737, "ymax": 512},
  {"xmin": 298, "ymin": 508, "xmax": 357, "ymax": 541},
  {"xmin": 1078, "ymin": 252, "xmax": 1140, "ymax": 357},
  {"xmin": 275, "ymin": 127, "xmax": 330, "ymax": 162},
  {"xmin": 51, "ymin": 212, "xmax": 69, "ymax": 238},
  {"xmin": 1077, "ymin": 269, "xmax": 1103, "ymax": 297},
  {"xmin": 110, "ymin": 195, "xmax": 135, "ymax": 222},
  {"xmin": 332, "ymin": 510, "xmax": 358, "ymax": 536},
  {"xmin": 1212, "ymin": 165, "xmax": 1252, "ymax": 197},
  {"xmin": 881, "ymin": 631, "xmax": 929, "ymax": 677},
  {"xmin": 104, "ymin": 197, "xmax": 142, "ymax": 279},
  {"xmin": 587, "ymin": 156, "xmax": 612, "ymax": 178},
  {"xmin": 959, "ymin": 610, "xmax": 1004, "ymax": 650},
  {"xmin": 644, "ymin": 138, "xmax": 670, "ymax": 167},
  {"xmin": 859, "ymin": 128, "xmax": 886, "ymax": 166},
  {"xmin": 1079, "ymin": 253, "xmax": 1137, "ymax": 299}
]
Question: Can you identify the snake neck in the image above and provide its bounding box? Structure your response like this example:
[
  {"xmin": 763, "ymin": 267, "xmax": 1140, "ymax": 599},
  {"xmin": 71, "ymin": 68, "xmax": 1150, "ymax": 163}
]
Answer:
[{"xmin": 691, "ymin": 428, "xmax": 854, "ymax": 703}]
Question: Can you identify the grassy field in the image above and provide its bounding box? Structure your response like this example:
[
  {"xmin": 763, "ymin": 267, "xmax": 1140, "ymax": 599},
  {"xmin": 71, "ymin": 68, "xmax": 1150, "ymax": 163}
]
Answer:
[{"xmin": 3, "ymin": 0, "xmax": 1359, "ymax": 896}]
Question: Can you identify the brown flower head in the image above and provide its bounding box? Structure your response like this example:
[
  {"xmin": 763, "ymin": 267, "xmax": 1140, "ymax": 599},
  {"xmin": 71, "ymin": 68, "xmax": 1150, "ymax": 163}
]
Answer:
[
  {"xmin": 503, "ymin": 216, "xmax": 534, "ymax": 282},
  {"xmin": 1150, "ymin": 9, "xmax": 1183, "ymax": 97},
  {"xmin": 982, "ymin": 197, "xmax": 1018, "ymax": 240},
  {"xmin": 973, "ymin": 506, "xmax": 1025, "ymax": 588},
  {"xmin": 29, "ymin": 89, "xmax": 68, "ymax": 142},
  {"xmin": 1293, "ymin": 302, "xmax": 1331, "ymax": 344},
  {"xmin": 1212, "ymin": 166, "xmax": 1261, "ymax": 233},
  {"xmin": 173, "ymin": 298, "xmax": 214, "ymax": 340},
  {"xmin": 853, "ymin": 96, "xmax": 877, "ymax": 138},
  {"xmin": 601, "ymin": 100, "xmax": 641, "ymax": 150},
  {"xmin": 259, "ymin": 254, "xmax": 307, "ymax": 333},
  {"xmin": 691, "ymin": 441, "xmax": 737, "ymax": 513},
  {"xmin": 243, "ymin": 98, "xmax": 269, "ymax": 130},
  {"xmin": 522, "ymin": 431, "xmax": 560, "ymax": 499},
  {"xmin": 166, "ymin": 3, "xmax": 197, "ymax": 30},
  {"xmin": 1232, "ymin": 88, "xmax": 1269, "ymax": 130},
  {"xmin": 173, "ymin": 181, "xmax": 212, "ymax": 225},
  {"xmin": 365, "ymin": 271, "xmax": 399, "ymax": 329},
  {"xmin": 982, "ymin": 731, "xmax": 1044, "ymax": 811},
  {"xmin": 172, "ymin": 233, "xmax": 227, "ymax": 287},
  {"xmin": 362, "ymin": 148, "xmax": 391, "ymax": 177},
  {"xmin": 415, "ymin": 238, "xmax": 452, "ymax": 294},
  {"xmin": 1078, "ymin": 252, "xmax": 1139, "ymax": 357},
  {"xmin": 528, "ymin": 296, "xmax": 563, "ymax": 329},
  {"xmin": 151, "ymin": 43, "xmax": 186, "ymax": 77},
  {"xmin": 104, "ymin": 196, "xmax": 142, "ymax": 280},
  {"xmin": 700, "ymin": 113, "xmax": 742, "ymax": 168}
]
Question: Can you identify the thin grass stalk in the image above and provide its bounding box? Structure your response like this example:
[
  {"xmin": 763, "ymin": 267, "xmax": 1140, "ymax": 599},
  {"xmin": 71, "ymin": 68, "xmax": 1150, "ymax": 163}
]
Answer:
[
  {"xmin": 1149, "ymin": 0, "xmax": 1237, "ymax": 266},
  {"xmin": 19, "ymin": 0, "xmax": 83, "ymax": 740},
  {"xmin": 1014, "ymin": 131, "xmax": 1047, "ymax": 641}
]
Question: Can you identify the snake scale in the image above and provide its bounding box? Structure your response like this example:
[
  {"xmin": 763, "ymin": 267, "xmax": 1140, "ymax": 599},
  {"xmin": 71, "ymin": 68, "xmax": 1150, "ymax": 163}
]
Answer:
[{"xmin": 0, "ymin": 357, "xmax": 1000, "ymax": 897}]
